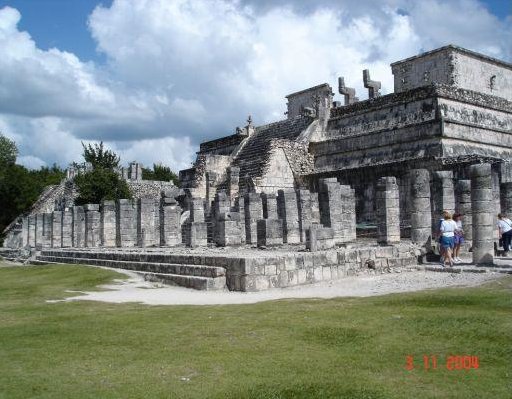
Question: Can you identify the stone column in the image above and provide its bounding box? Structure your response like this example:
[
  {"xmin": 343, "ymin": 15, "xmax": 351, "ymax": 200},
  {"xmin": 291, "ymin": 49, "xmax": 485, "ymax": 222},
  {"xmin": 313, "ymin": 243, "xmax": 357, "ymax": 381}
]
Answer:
[
  {"xmin": 455, "ymin": 180, "xmax": 472, "ymax": 241},
  {"xmin": 235, "ymin": 196, "xmax": 246, "ymax": 244},
  {"xmin": 257, "ymin": 219, "xmax": 283, "ymax": 247},
  {"xmin": 21, "ymin": 217, "xmax": 29, "ymax": 247},
  {"xmin": 227, "ymin": 166, "xmax": 240, "ymax": 201},
  {"xmin": 261, "ymin": 193, "xmax": 278, "ymax": 219},
  {"xmin": 28, "ymin": 215, "xmax": 36, "ymax": 247},
  {"xmin": 376, "ymin": 177, "xmax": 400, "ymax": 244},
  {"xmin": 297, "ymin": 189, "xmax": 312, "ymax": 243},
  {"xmin": 311, "ymin": 192, "xmax": 320, "ymax": 224},
  {"xmin": 160, "ymin": 195, "xmax": 181, "ymax": 246},
  {"xmin": 244, "ymin": 192, "xmax": 262, "ymax": 244},
  {"xmin": 432, "ymin": 171, "xmax": 455, "ymax": 235},
  {"xmin": 215, "ymin": 212, "xmax": 243, "ymax": 247},
  {"xmin": 205, "ymin": 172, "xmax": 216, "ymax": 213},
  {"xmin": 340, "ymin": 185, "xmax": 356, "ymax": 242},
  {"xmin": 42, "ymin": 213, "xmax": 53, "ymax": 248},
  {"xmin": 501, "ymin": 182, "xmax": 512, "ymax": 216},
  {"xmin": 101, "ymin": 200, "xmax": 117, "ymax": 247},
  {"xmin": 51, "ymin": 211, "xmax": 62, "ymax": 247},
  {"xmin": 72, "ymin": 206, "xmax": 86, "ymax": 248},
  {"xmin": 138, "ymin": 198, "xmax": 159, "ymax": 247},
  {"xmin": 116, "ymin": 199, "xmax": 137, "ymax": 247},
  {"xmin": 470, "ymin": 164, "xmax": 494, "ymax": 265},
  {"xmin": 186, "ymin": 197, "xmax": 207, "ymax": 247},
  {"xmin": 85, "ymin": 204, "xmax": 101, "ymax": 247},
  {"xmin": 35, "ymin": 213, "xmax": 44, "ymax": 248},
  {"xmin": 318, "ymin": 178, "xmax": 345, "ymax": 243},
  {"xmin": 61, "ymin": 210, "xmax": 73, "ymax": 248},
  {"xmin": 277, "ymin": 189, "xmax": 301, "ymax": 244},
  {"xmin": 409, "ymin": 169, "xmax": 432, "ymax": 245}
]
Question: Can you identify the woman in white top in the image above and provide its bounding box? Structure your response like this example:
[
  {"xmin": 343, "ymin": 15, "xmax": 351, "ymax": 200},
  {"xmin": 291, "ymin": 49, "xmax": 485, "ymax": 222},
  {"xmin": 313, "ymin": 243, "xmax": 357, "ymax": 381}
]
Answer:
[
  {"xmin": 497, "ymin": 213, "xmax": 512, "ymax": 256},
  {"xmin": 439, "ymin": 212, "xmax": 458, "ymax": 267}
]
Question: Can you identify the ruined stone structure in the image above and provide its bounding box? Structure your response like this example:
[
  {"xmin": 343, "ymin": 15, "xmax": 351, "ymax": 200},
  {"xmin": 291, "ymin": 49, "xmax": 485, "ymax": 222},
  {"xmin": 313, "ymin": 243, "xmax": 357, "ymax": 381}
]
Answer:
[{"xmin": 3, "ymin": 45, "xmax": 511, "ymax": 291}]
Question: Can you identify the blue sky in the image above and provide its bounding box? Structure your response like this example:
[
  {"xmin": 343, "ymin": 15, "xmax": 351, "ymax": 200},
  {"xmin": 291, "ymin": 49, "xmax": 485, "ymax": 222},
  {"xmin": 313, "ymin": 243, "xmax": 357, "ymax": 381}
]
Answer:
[{"xmin": 0, "ymin": 0, "xmax": 510, "ymax": 170}]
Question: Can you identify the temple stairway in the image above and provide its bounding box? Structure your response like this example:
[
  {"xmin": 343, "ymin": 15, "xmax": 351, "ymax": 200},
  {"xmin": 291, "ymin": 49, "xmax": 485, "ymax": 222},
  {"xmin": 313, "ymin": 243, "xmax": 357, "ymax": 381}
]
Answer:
[{"xmin": 35, "ymin": 249, "xmax": 227, "ymax": 290}]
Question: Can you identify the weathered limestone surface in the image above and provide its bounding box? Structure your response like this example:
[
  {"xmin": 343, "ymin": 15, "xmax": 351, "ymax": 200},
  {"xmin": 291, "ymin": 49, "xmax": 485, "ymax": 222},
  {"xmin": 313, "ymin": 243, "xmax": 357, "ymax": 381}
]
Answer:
[
  {"xmin": 85, "ymin": 204, "xmax": 101, "ymax": 248},
  {"xmin": 42, "ymin": 213, "xmax": 52, "ymax": 248},
  {"xmin": 244, "ymin": 193, "xmax": 262, "ymax": 245},
  {"xmin": 51, "ymin": 211, "xmax": 62, "ymax": 248},
  {"xmin": 160, "ymin": 194, "xmax": 181, "ymax": 246},
  {"xmin": 72, "ymin": 206, "xmax": 86, "ymax": 248},
  {"xmin": 257, "ymin": 219, "xmax": 283, "ymax": 247},
  {"xmin": 277, "ymin": 189, "xmax": 301, "ymax": 244},
  {"xmin": 35, "ymin": 213, "xmax": 44, "ymax": 248},
  {"xmin": 261, "ymin": 193, "xmax": 278, "ymax": 219},
  {"xmin": 101, "ymin": 201, "xmax": 117, "ymax": 247},
  {"xmin": 306, "ymin": 224, "xmax": 335, "ymax": 251},
  {"xmin": 455, "ymin": 180, "xmax": 472, "ymax": 241},
  {"xmin": 138, "ymin": 198, "xmax": 159, "ymax": 247},
  {"xmin": 116, "ymin": 200, "xmax": 137, "ymax": 247},
  {"xmin": 432, "ymin": 171, "xmax": 455, "ymax": 234},
  {"xmin": 501, "ymin": 182, "xmax": 512, "ymax": 216},
  {"xmin": 376, "ymin": 177, "xmax": 400, "ymax": 244},
  {"xmin": 61, "ymin": 210, "xmax": 73, "ymax": 248},
  {"xmin": 235, "ymin": 196, "xmax": 246, "ymax": 244},
  {"xmin": 22, "ymin": 217, "xmax": 29, "ymax": 247},
  {"xmin": 215, "ymin": 213, "xmax": 243, "ymax": 247},
  {"xmin": 470, "ymin": 164, "xmax": 494, "ymax": 264},
  {"xmin": 340, "ymin": 185, "xmax": 356, "ymax": 241},
  {"xmin": 185, "ymin": 197, "xmax": 208, "ymax": 247},
  {"xmin": 227, "ymin": 166, "xmax": 240, "ymax": 200},
  {"xmin": 409, "ymin": 169, "xmax": 432, "ymax": 245},
  {"xmin": 318, "ymin": 178, "xmax": 344, "ymax": 242},
  {"xmin": 297, "ymin": 189, "xmax": 313, "ymax": 243}
]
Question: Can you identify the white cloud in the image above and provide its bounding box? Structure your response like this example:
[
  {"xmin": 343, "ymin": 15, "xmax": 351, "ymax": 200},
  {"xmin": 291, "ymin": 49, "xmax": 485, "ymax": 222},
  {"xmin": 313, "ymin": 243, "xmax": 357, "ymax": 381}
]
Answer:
[{"xmin": 0, "ymin": 0, "xmax": 509, "ymax": 171}]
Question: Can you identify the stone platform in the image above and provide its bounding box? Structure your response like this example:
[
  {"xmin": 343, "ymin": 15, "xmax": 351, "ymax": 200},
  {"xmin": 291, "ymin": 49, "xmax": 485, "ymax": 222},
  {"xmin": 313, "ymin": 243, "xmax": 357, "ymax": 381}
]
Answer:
[{"xmin": 34, "ymin": 241, "xmax": 423, "ymax": 291}]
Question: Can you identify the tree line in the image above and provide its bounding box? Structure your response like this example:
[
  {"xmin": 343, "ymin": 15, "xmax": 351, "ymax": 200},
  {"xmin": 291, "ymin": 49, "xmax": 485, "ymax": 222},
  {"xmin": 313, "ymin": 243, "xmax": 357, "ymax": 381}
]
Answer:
[{"xmin": 0, "ymin": 134, "xmax": 179, "ymax": 243}]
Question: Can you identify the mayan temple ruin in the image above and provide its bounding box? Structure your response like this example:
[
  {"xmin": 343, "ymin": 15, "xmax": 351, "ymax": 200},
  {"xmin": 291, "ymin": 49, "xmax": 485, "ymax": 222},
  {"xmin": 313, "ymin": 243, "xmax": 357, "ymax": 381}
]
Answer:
[{"xmin": 2, "ymin": 44, "xmax": 512, "ymax": 291}]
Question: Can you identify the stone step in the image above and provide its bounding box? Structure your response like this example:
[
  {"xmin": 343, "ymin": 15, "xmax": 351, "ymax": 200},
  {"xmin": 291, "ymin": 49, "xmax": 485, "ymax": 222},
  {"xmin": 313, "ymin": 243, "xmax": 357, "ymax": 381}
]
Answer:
[
  {"xmin": 421, "ymin": 265, "xmax": 512, "ymax": 274},
  {"xmin": 141, "ymin": 272, "xmax": 226, "ymax": 290},
  {"xmin": 36, "ymin": 255, "xmax": 226, "ymax": 278},
  {"xmin": 39, "ymin": 249, "xmax": 225, "ymax": 267}
]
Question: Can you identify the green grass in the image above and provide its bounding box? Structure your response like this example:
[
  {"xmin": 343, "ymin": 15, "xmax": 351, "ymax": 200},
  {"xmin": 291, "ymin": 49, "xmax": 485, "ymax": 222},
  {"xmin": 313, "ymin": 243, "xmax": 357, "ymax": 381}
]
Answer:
[{"xmin": 0, "ymin": 263, "xmax": 510, "ymax": 399}]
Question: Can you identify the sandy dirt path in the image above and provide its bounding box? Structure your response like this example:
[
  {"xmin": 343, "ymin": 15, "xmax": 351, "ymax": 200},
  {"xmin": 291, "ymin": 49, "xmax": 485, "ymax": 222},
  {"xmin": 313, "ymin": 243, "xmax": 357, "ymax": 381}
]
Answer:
[{"xmin": 56, "ymin": 267, "xmax": 506, "ymax": 306}]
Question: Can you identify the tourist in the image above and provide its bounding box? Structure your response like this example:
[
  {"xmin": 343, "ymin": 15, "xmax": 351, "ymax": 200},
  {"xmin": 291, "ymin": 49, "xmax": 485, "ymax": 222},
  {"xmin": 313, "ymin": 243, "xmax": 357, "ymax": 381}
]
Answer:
[
  {"xmin": 439, "ymin": 212, "xmax": 457, "ymax": 267},
  {"xmin": 453, "ymin": 213, "xmax": 464, "ymax": 263},
  {"xmin": 437, "ymin": 210, "xmax": 450, "ymax": 266},
  {"xmin": 497, "ymin": 213, "xmax": 512, "ymax": 257}
]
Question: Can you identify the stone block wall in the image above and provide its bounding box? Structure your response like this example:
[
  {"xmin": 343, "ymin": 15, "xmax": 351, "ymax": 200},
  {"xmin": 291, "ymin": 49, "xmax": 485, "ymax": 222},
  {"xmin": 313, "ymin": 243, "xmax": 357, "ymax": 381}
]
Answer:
[{"xmin": 225, "ymin": 244, "xmax": 420, "ymax": 292}]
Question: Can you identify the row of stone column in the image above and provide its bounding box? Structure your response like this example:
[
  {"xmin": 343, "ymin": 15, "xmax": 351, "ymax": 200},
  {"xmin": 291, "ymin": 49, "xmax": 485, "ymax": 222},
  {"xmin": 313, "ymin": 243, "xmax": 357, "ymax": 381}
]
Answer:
[
  {"xmin": 206, "ymin": 182, "xmax": 357, "ymax": 248},
  {"xmin": 21, "ymin": 196, "xmax": 182, "ymax": 249},
  {"xmin": 407, "ymin": 164, "xmax": 508, "ymax": 265}
]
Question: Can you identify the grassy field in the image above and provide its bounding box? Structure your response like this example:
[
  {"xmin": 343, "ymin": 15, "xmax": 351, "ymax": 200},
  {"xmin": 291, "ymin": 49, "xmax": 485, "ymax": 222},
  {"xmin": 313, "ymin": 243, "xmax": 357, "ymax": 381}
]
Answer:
[{"xmin": 0, "ymin": 262, "xmax": 510, "ymax": 399}]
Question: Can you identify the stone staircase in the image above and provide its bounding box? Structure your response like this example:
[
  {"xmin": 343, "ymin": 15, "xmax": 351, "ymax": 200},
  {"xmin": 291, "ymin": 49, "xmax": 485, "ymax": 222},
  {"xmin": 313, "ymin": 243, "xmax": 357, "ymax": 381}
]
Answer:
[
  {"xmin": 227, "ymin": 116, "xmax": 313, "ymax": 184},
  {"xmin": 0, "ymin": 248, "xmax": 25, "ymax": 262},
  {"xmin": 419, "ymin": 258, "xmax": 512, "ymax": 274},
  {"xmin": 36, "ymin": 249, "xmax": 227, "ymax": 290}
]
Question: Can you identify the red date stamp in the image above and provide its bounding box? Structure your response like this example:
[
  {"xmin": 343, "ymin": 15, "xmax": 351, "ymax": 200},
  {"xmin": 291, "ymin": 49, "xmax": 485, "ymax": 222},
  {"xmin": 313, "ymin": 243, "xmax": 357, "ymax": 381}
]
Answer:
[{"xmin": 405, "ymin": 355, "xmax": 479, "ymax": 370}]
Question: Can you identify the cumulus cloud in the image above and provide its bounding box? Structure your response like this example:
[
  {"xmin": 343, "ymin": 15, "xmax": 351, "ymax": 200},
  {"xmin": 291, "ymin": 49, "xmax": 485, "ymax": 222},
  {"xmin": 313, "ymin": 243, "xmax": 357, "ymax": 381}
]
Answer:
[{"xmin": 0, "ymin": 0, "xmax": 509, "ymax": 170}]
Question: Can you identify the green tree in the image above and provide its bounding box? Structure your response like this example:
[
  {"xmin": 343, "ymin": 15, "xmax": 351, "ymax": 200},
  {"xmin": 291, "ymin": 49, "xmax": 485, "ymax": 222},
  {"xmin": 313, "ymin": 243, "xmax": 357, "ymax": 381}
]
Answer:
[
  {"xmin": 82, "ymin": 141, "xmax": 120, "ymax": 170},
  {"xmin": 74, "ymin": 168, "xmax": 132, "ymax": 205},
  {"xmin": 0, "ymin": 133, "xmax": 18, "ymax": 166},
  {"xmin": 142, "ymin": 163, "xmax": 180, "ymax": 186},
  {"xmin": 0, "ymin": 163, "xmax": 65, "ymax": 242}
]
